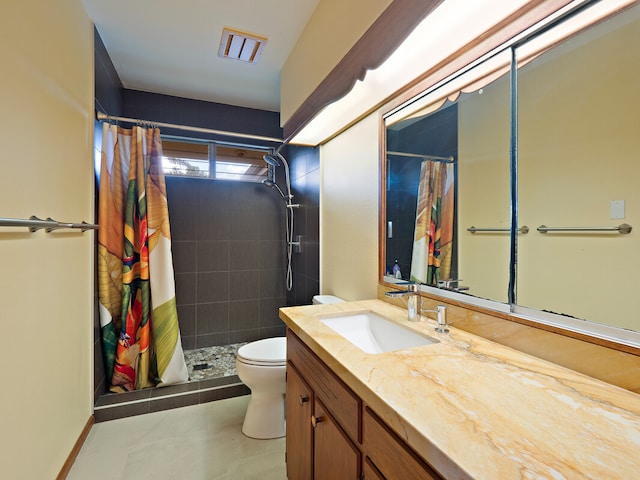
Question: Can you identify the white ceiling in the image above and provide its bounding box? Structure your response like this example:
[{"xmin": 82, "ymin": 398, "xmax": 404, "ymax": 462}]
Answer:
[{"xmin": 83, "ymin": 0, "xmax": 320, "ymax": 113}]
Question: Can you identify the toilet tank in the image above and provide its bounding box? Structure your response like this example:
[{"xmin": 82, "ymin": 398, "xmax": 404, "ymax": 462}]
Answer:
[{"xmin": 312, "ymin": 295, "xmax": 345, "ymax": 305}]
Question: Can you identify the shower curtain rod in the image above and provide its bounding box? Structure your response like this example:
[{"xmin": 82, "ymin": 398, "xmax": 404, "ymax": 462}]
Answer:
[
  {"xmin": 386, "ymin": 150, "xmax": 455, "ymax": 163},
  {"xmin": 96, "ymin": 112, "xmax": 283, "ymax": 144}
]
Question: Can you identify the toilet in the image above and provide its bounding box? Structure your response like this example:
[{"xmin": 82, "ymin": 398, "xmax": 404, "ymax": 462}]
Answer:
[
  {"xmin": 312, "ymin": 295, "xmax": 345, "ymax": 305},
  {"xmin": 236, "ymin": 295, "xmax": 345, "ymax": 439},
  {"xmin": 236, "ymin": 337, "xmax": 287, "ymax": 439}
]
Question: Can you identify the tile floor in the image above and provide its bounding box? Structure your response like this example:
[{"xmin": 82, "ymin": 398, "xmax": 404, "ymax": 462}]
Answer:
[{"xmin": 68, "ymin": 395, "xmax": 286, "ymax": 480}]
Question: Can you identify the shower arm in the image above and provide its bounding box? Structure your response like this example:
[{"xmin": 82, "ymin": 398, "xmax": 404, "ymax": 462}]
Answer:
[{"xmin": 275, "ymin": 152, "xmax": 294, "ymax": 202}]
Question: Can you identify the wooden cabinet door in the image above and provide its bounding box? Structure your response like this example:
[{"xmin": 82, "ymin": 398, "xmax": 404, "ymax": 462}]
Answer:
[
  {"xmin": 363, "ymin": 407, "xmax": 442, "ymax": 480},
  {"xmin": 364, "ymin": 458, "xmax": 386, "ymax": 480},
  {"xmin": 313, "ymin": 399, "xmax": 361, "ymax": 480},
  {"xmin": 286, "ymin": 363, "xmax": 313, "ymax": 480}
]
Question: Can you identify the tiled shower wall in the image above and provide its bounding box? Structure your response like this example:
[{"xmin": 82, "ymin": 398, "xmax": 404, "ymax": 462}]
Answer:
[
  {"xmin": 285, "ymin": 145, "xmax": 321, "ymax": 306},
  {"xmin": 167, "ymin": 176, "xmax": 287, "ymax": 350}
]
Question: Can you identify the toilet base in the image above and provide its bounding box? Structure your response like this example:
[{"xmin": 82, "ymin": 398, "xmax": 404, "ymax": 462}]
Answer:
[{"xmin": 242, "ymin": 391, "xmax": 286, "ymax": 439}]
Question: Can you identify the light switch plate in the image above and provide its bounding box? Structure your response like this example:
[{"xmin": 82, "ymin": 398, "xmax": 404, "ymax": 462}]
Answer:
[{"xmin": 610, "ymin": 200, "xmax": 625, "ymax": 219}]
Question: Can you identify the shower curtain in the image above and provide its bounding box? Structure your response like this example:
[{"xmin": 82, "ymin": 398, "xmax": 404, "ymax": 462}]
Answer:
[
  {"xmin": 98, "ymin": 123, "xmax": 188, "ymax": 392},
  {"xmin": 410, "ymin": 160, "xmax": 454, "ymax": 286}
]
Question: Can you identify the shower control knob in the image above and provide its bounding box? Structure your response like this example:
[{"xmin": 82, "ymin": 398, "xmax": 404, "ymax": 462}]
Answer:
[{"xmin": 298, "ymin": 394, "xmax": 309, "ymax": 406}]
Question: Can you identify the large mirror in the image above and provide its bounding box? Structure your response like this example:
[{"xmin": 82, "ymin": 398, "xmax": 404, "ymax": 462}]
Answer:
[
  {"xmin": 383, "ymin": 1, "xmax": 640, "ymax": 339},
  {"xmin": 385, "ymin": 48, "xmax": 512, "ymax": 304},
  {"xmin": 515, "ymin": 3, "xmax": 640, "ymax": 332}
]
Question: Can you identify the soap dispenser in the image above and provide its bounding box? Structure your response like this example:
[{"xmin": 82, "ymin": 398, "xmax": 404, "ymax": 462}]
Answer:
[{"xmin": 392, "ymin": 259, "xmax": 402, "ymax": 279}]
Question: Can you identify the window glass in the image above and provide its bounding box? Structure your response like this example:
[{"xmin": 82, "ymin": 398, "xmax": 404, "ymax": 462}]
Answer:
[{"xmin": 162, "ymin": 139, "xmax": 269, "ymax": 182}]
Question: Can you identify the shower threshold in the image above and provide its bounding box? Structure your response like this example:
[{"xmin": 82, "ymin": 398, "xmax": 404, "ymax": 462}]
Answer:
[{"xmin": 94, "ymin": 343, "xmax": 249, "ymax": 422}]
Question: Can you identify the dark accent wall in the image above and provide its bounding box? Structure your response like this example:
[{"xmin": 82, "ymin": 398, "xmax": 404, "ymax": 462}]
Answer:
[
  {"xmin": 167, "ymin": 176, "xmax": 287, "ymax": 349},
  {"xmin": 94, "ymin": 27, "xmax": 122, "ymax": 116},
  {"xmin": 284, "ymin": 145, "xmax": 321, "ymax": 306},
  {"xmin": 121, "ymin": 89, "xmax": 282, "ymax": 148}
]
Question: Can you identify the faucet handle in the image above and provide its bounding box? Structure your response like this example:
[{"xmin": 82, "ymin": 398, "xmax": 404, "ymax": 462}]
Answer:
[{"xmin": 434, "ymin": 305, "xmax": 448, "ymax": 333}]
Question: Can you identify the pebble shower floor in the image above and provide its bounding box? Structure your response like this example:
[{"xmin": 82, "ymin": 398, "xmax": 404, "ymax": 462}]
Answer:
[{"xmin": 183, "ymin": 342, "xmax": 247, "ymax": 381}]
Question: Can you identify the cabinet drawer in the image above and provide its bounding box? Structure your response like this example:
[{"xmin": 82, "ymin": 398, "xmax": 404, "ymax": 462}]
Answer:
[
  {"xmin": 363, "ymin": 407, "xmax": 442, "ymax": 480},
  {"xmin": 287, "ymin": 330, "xmax": 361, "ymax": 443}
]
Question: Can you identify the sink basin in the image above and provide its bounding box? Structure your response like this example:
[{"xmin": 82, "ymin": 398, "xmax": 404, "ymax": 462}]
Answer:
[{"xmin": 320, "ymin": 311, "xmax": 438, "ymax": 354}]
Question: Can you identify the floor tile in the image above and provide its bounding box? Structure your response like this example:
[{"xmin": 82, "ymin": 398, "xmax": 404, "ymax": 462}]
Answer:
[{"xmin": 68, "ymin": 396, "xmax": 286, "ymax": 480}]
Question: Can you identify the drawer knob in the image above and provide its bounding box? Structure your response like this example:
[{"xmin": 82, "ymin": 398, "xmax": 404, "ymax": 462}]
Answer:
[
  {"xmin": 311, "ymin": 415, "xmax": 323, "ymax": 428},
  {"xmin": 298, "ymin": 394, "xmax": 309, "ymax": 406}
]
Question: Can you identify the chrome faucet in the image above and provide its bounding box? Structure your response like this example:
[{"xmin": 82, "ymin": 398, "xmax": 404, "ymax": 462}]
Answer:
[
  {"xmin": 423, "ymin": 305, "xmax": 448, "ymax": 333},
  {"xmin": 385, "ymin": 283, "xmax": 421, "ymax": 321},
  {"xmin": 437, "ymin": 279, "xmax": 469, "ymax": 292}
]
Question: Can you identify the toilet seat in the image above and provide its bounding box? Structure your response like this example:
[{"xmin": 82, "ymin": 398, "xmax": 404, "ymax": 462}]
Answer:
[{"xmin": 237, "ymin": 337, "xmax": 286, "ymax": 367}]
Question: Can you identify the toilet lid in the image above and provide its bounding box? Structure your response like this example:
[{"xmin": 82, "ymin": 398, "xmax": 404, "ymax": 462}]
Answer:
[{"xmin": 237, "ymin": 337, "xmax": 286, "ymax": 364}]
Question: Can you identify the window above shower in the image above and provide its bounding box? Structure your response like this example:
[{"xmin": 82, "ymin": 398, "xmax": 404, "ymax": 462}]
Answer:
[{"xmin": 162, "ymin": 138, "xmax": 271, "ymax": 183}]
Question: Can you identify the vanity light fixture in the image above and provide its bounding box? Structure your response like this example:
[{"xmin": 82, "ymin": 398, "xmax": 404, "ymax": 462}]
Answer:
[{"xmin": 218, "ymin": 27, "xmax": 267, "ymax": 64}]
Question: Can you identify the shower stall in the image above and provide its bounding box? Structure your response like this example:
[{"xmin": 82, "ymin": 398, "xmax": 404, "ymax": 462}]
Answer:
[
  {"xmin": 92, "ymin": 43, "xmax": 319, "ymax": 417},
  {"xmin": 94, "ymin": 157, "xmax": 290, "ymax": 420}
]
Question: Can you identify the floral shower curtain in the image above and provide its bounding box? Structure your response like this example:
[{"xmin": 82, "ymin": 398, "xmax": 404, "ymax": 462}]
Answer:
[
  {"xmin": 410, "ymin": 160, "xmax": 455, "ymax": 286},
  {"xmin": 98, "ymin": 123, "xmax": 188, "ymax": 392}
]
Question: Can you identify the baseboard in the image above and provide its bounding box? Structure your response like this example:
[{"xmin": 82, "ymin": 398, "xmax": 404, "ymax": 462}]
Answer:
[{"xmin": 56, "ymin": 415, "xmax": 94, "ymax": 480}]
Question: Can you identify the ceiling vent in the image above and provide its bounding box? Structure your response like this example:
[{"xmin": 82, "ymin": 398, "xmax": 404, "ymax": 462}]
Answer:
[{"xmin": 218, "ymin": 27, "xmax": 267, "ymax": 64}]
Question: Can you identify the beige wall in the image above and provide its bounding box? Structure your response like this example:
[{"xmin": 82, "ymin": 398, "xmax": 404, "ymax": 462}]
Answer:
[
  {"xmin": 0, "ymin": 0, "xmax": 94, "ymax": 478},
  {"xmin": 320, "ymin": 113, "xmax": 380, "ymax": 300},
  {"xmin": 280, "ymin": 0, "xmax": 391, "ymax": 125}
]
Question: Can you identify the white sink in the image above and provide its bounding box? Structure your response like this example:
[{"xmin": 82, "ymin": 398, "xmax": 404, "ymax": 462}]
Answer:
[{"xmin": 320, "ymin": 311, "xmax": 438, "ymax": 354}]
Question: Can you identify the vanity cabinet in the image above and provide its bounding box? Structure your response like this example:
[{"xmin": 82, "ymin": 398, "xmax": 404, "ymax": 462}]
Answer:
[
  {"xmin": 286, "ymin": 330, "xmax": 361, "ymax": 480},
  {"xmin": 286, "ymin": 330, "xmax": 443, "ymax": 480}
]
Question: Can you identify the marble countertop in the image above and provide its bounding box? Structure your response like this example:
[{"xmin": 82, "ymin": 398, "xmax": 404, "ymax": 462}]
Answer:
[{"xmin": 279, "ymin": 299, "xmax": 640, "ymax": 479}]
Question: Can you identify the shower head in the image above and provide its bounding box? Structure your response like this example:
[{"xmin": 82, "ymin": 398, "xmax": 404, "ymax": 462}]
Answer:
[
  {"xmin": 262, "ymin": 178, "xmax": 287, "ymax": 199},
  {"xmin": 263, "ymin": 151, "xmax": 293, "ymax": 202},
  {"xmin": 263, "ymin": 154, "xmax": 281, "ymax": 167}
]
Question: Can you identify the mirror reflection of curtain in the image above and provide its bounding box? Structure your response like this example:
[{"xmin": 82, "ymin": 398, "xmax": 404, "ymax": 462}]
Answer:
[
  {"xmin": 410, "ymin": 160, "xmax": 454, "ymax": 285},
  {"xmin": 98, "ymin": 123, "xmax": 188, "ymax": 392}
]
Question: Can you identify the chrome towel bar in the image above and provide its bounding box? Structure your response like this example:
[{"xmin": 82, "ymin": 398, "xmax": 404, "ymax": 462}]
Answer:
[
  {"xmin": 0, "ymin": 216, "xmax": 98, "ymax": 232},
  {"xmin": 467, "ymin": 225, "xmax": 529, "ymax": 234},
  {"xmin": 537, "ymin": 224, "xmax": 632, "ymax": 234}
]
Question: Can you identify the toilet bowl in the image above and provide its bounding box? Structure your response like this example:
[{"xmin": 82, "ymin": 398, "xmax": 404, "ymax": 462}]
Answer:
[{"xmin": 236, "ymin": 337, "xmax": 287, "ymax": 439}]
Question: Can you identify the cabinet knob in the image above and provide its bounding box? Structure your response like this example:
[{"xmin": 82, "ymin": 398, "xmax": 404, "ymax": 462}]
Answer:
[
  {"xmin": 311, "ymin": 415, "xmax": 323, "ymax": 428},
  {"xmin": 298, "ymin": 394, "xmax": 309, "ymax": 406}
]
